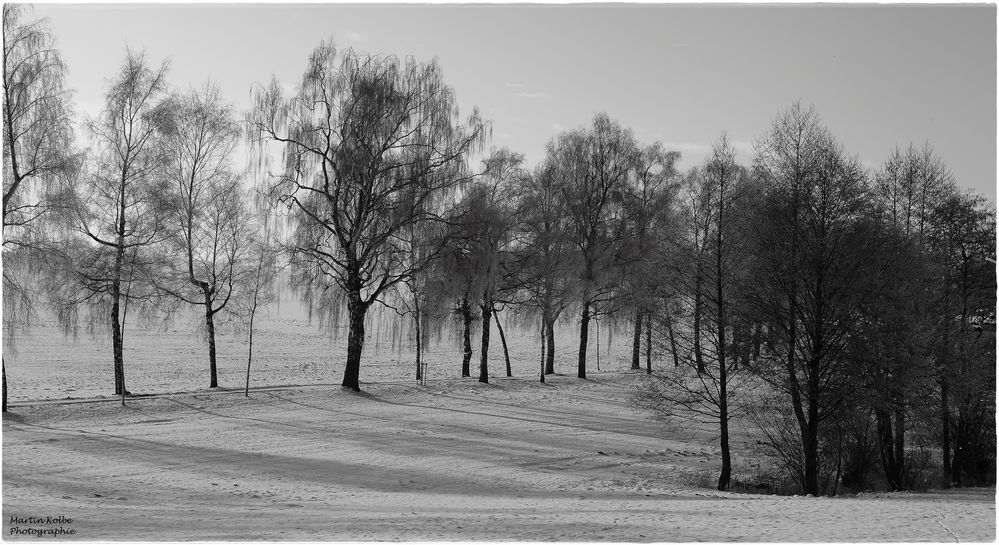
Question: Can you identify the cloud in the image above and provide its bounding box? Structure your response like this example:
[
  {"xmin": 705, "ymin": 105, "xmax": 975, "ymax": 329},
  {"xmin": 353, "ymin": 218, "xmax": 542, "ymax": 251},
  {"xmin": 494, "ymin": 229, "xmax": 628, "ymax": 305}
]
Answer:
[
  {"xmin": 504, "ymin": 82, "xmax": 526, "ymax": 88},
  {"xmin": 515, "ymin": 92, "xmax": 548, "ymax": 99},
  {"xmin": 344, "ymin": 31, "xmax": 367, "ymax": 42}
]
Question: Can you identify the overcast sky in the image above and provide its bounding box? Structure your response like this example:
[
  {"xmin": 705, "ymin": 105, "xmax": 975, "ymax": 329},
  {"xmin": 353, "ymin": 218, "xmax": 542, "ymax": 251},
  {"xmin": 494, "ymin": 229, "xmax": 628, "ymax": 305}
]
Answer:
[{"xmin": 32, "ymin": 3, "xmax": 997, "ymax": 200}]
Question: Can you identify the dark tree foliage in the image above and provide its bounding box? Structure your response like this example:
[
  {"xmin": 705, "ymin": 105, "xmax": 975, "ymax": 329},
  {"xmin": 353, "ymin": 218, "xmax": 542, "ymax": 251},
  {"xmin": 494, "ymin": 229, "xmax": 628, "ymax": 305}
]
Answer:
[
  {"xmin": 748, "ymin": 103, "xmax": 890, "ymax": 496},
  {"xmin": 864, "ymin": 144, "xmax": 957, "ymax": 490},
  {"xmin": 926, "ymin": 193, "xmax": 996, "ymax": 487},
  {"xmin": 635, "ymin": 134, "xmax": 757, "ymax": 492}
]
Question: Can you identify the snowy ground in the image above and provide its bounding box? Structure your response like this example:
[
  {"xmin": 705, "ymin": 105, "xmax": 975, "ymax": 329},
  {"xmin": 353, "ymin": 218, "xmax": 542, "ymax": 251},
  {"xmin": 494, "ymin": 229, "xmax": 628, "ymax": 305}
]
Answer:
[
  {"xmin": 3, "ymin": 373, "xmax": 995, "ymax": 541},
  {"xmin": 2, "ymin": 292, "xmax": 622, "ymax": 401},
  {"xmin": 3, "ymin": 298, "xmax": 996, "ymax": 541}
]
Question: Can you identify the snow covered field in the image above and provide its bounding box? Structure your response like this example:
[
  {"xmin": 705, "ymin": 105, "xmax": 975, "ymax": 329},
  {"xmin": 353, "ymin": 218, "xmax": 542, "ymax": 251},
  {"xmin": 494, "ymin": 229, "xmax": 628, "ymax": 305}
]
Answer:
[
  {"xmin": 2, "ymin": 292, "xmax": 624, "ymax": 402},
  {"xmin": 3, "ymin": 298, "xmax": 996, "ymax": 541},
  {"xmin": 4, "ymin": 374, "xmax": 996, "ymax": 541}
]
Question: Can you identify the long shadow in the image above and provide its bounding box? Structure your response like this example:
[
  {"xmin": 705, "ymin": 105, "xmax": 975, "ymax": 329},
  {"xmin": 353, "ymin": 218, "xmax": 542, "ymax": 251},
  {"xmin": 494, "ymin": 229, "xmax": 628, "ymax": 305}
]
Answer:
[
  {"xmin": 362, "ymin": 391, "xmax": 666, "ymax": 441},
  {"xmin": 420, "ymin": 387, "xmax": 647, "ymax": 428},
  {"xmin": 3, "ymin": 419, "xmax": 611, "ymax": 500},
  {"xmin": 162, "ymin": 397, "xmax": 327, "ymax": 435}
]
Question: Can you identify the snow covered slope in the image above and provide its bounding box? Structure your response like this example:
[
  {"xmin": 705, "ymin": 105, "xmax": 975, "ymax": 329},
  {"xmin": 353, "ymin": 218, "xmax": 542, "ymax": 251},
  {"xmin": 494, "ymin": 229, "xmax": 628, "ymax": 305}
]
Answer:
[{"xmin": 3, "ymin": 374, "xmax": 994, "ymax": 541}]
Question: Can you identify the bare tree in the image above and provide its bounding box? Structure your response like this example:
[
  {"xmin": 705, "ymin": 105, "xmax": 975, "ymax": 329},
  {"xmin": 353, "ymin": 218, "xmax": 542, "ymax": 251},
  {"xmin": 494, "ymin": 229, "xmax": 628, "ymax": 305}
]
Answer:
[
  {"xmin": 678, "ymin": 167, "xmax": 715, "ymax": 375},
  {"xmin": 872, "ymin": 144, "xmax": 958, "ymax": 487},
  {"xmin": 2, "ymin": 4, "xmax": 77, "ymax": 412},
  {"xmin": 549, "ymin": 113, "xmax": 636, "ymax": 379},
  {"xmin": 239, "ymin": 217, "xmax": 280, "ymax": 397},
  {"xmin": 248, "ymin": 42, "xmax": 486, "ymax": 391},
  {"xmin": 926, "ymin": 192, "xmax": 996, "ymax": 486},
  {"xmin": 159, "ymin": 84, "xmax": 246, "ymax": 388},
  {"xmin": 702, "ymin": 134, "xmax": 754, "ymax": 490},
  {"xmin": 517, "ymin": 162, "xmax": 574, "ymax": 380},
  {"xmin": 397, "ymin": 219, "xmax": 446, "ymax": 384},
  {"xmin": 460, "ymin": 148, "xmax": 523, "ymax": 383},
  {"xmin": 67, "ymin": 50, "xmax": 173, "ymax": 399},
  {"xmin": 621, "ymin": 142, "xmax": 680, "ymax": 371},
  {"xmin": 636, "ymin": 134, "xmax": 755, "ymax": 491},
  {"xmin": 876, "ymin": 143, "xmax": 955, "ymax": 242},
  {"xmin": 749, "ymin": 103, "xmax": 882, "ymax": 496}
]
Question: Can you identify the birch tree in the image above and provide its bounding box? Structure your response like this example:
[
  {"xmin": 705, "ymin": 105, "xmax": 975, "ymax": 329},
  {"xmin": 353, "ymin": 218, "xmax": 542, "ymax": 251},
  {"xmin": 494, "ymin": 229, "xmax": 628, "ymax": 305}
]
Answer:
[
  {"xmin": 621, "ymin": 142, "xmax": 680, "ymax": 372},
  {"xmin": 248, "ymin": 42, "xmax": 486, "ymax": 391},
  {"xmin": 518, "ymin": 162, "xmax": 574, "ymax": 379},
  {"xmin": 69, "ymin": 50, "xmax": 173, "ymax": 398},
  {"xmin": 159, "ymin": 84, "xmax": 247, "ymax": 388},
  {"xmin": 2, "ymin": 4, "xmax": 77, "ymax": 411},
  {"xmin": 460, "ymin": 148, "xmax": 523, "ymax": 383},
  {"xmin": 550, "ymin": 113, "xmax": 636, "ymax": 379}
]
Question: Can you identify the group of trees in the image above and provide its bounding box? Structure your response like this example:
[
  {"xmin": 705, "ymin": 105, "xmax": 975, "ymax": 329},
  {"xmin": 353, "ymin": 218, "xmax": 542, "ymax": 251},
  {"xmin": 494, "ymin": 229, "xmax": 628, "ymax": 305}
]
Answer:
[
  {"xmin": 2, "ymin": 6, "xmax": 277, "ymax": 408},
  {"xmin": 635, "ymin": 105, "xmax": 995, "ymax": 495},
  {"xmin": 3, "ymin": 6, "xmax": 994, "ymax": 496}
]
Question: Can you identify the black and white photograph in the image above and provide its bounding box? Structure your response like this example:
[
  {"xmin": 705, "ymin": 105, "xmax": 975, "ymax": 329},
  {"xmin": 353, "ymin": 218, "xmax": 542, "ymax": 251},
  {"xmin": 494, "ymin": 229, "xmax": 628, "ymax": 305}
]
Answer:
[{"xmin": 2, "ymin": 1, "xmax": 996, "ymax": 541}]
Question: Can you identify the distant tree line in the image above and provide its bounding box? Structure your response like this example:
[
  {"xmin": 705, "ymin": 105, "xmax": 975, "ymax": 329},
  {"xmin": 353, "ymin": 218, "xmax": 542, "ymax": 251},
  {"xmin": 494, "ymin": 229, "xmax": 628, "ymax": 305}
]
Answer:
[{"xmin": 3, "ymin": 5, "xmax": 994, "ymax": 495}]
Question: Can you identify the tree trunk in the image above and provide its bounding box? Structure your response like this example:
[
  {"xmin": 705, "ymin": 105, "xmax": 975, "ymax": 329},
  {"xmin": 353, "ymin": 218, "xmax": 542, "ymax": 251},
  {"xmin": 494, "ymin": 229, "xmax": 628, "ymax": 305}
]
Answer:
[
  {"xmin": 876, "ymin": 406, "xmax": 901, "ymax": 489},
  {"xmin": 539, "ymin": 317, "xmax": 546, "ymax": 384},
  {"xmin": 893, "ymin": 402, "xmax": 905, "ymax": 488},
  {"xmin": 645, "ymin": 317, "xmax": 652, "ymax": 374},
  {"xmin": 941, "ymin": 375, "xmax": 951, "ymax": 481},
  {"xmin": 111, "ymin": 284, "xmax": 125, "ymax": 397},
  {"xmin": 460, "ymin": 296, "xmax": 472, "ymax": 377},
  {"xmin": 751, "ymin": 322, "xmax": 762, "ymax": 362},
  {"xmin": 715, "ymin": 198, "xmax": 730, "ymax": 491},
  {"xmin": 718, "ymin": 393, "xmax": 731, "ymax": 491},
  {"xmin": 577, "ymin": 300, "xmax": 591, "ymax": 379},
  {"xmin": 952, "ymin": 408, "xmax": 966, "ymax": 487},
  {"xmin": 203, "ymin": 287, "xmax": 218, "ymax": 388},
  {"xmin": 717, "ymin": 346, "xmax": 731, "ymax": 490},
  {"xmin": 940, "ymin": 304, "xmax": 952, "ymax": 482},
  {"xmin": 545, "ymin": 315, "xmax": 556, "ymax": 375},
  {"xmin": 803, "ymin": 365, "xmax": 821, "ymax": 496},
  {"xmin": 631, "ymin": 308, "xmax": 643, "ymax": 370},
  {"xmin": 693, "ymin": 267, "xmax": 704, "ymax": 374},
  {"xmin": 112, "ymin": 176, "xmax": 128, "ymax": 402},
  {"xmin": 665, "ymin": 306, "xmax": 680, "ymax": 367},
  {"xmin": 738, "ymin": 326, "xmax": 751, "ymax": 368},
  {"xmin": 414, "ymin": 298, "xmax": 423, "ymax": 383},
  {"xmin": 495, "ymin": 312, "xmax": 512, "ymax": 377},
  {"xmin": 479, "ymin": 295, "xmax": 491, "ymax": 384},
  {"xmin": 245, "ymin": 308, "xmax": 255, "ymax": 397},
  {"xmin": 2, "ymin": 358, "xmax": 7, "ymax": 413},
  {"xmin": 595, "ymin": 319, "xmax": 600, "ymax": 371},
  {"xmin": 342, "ymin": 294, "xmax": 369, "ymax": 391}
]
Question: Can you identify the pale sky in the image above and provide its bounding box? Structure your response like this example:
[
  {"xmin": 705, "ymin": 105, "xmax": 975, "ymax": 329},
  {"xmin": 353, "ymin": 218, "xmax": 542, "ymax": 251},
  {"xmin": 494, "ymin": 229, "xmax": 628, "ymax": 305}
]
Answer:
[{"xmin": 31, "ymin": 2, "xmax": 998, "ymax": 200}]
